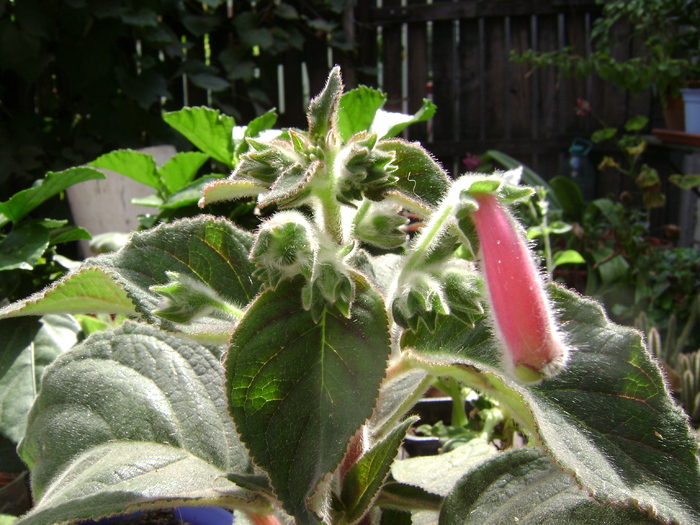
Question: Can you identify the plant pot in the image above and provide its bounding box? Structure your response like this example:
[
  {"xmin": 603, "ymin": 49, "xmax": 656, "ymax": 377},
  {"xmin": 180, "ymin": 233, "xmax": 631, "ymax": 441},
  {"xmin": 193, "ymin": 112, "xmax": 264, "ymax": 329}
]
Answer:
[
  {"xmin": 681, "ymin": 88, "xmax": 700, "ymax": 134},
  {"xmin": 663, "ymin": 94, "xmax": 686, "ymax": 131}
]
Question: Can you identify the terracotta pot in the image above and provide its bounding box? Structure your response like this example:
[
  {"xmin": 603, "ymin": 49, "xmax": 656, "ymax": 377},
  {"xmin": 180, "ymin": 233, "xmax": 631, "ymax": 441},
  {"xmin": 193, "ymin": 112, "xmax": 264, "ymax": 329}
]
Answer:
[{"xmin": 663, "ymin": 94, "xmax": 685, "ymax": 131}]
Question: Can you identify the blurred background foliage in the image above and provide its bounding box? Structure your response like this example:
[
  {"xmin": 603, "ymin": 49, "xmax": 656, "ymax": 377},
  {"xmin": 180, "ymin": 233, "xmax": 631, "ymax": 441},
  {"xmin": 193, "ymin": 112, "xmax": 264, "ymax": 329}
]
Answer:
[{"xmin": 0, "ymin": 0, "xmax": 353, "ymax": 200}]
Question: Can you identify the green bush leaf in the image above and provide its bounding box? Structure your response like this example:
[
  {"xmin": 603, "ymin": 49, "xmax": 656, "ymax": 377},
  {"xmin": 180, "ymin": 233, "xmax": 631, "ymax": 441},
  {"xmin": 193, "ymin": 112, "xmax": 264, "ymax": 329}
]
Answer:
[
  {"xmin": 669, "ymin": 173, "xmax": 700, "ymax": 190},
  {"xmin": 378, "ymin": 98, "xmax": 436, "ymax": 139},
  {"xmin": 164, "ymin": 107, "xmax": 236, "ymax": 168},
  {"xmin": 0, "ymin": 268, "xmax": 138, "ymax": 319},
  {"xmin": 0, "ymin": 223, "xmax": 50, "ymax": 270},
  {"xmin": 440, "ymin": 448, "xmax": 659, "ymax": 524},
  {"xmin": 227, "ymin": 275, "xmax": 391, "ymax": 524},
  {"xmin": 408, "ymin": 285, "xmax": 700, "ymax": 524},
  {"xmin": 0, "ymin": 167, "xmax": 105, "ymax": 226},
  {"xmin": 49, "ymin": 225, "xmax": 92, "ymax": 244},
  {"xmin": 16, "ymin": 322, "xmax": 258, "ymax": 525},
  {"xmin": 591, "ymin": 127, "xmax": 617, "ymax": 143},
  {"xmin": 90, "ymin": 149, "xmax": 160, "ymax": 189},
  {"xmin": 157, "ymin": 151, "xmax": 209, "ymax": 194},
  {"xmin": 337, "ymin": 86, "xmax": 387, "ymax": 142},
  {"xmin": 552, "ymin": 249, "xmax": 585, "ymax": 267},
  {"xmin": 0, "ymin": 315, "xmax": 80, "ymax": 443},
  {"xmin": 550, "ymin": 175, "xmax": 586, "ymax": 223}
]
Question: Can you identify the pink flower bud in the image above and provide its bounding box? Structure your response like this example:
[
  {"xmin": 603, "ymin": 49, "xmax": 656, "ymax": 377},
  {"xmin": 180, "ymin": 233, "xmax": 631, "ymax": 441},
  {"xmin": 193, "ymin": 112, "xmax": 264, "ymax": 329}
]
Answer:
[{"xmin": 470, "ymin": 192, "xmax": 567, "ymax": 382}]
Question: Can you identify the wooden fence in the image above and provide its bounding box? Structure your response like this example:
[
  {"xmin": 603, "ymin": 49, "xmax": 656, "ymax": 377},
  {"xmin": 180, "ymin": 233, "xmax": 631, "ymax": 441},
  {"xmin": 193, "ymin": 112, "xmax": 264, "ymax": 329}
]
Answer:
[{"xmin": 350, "ymin": 0, "xmax": 655, "ymax": 183}]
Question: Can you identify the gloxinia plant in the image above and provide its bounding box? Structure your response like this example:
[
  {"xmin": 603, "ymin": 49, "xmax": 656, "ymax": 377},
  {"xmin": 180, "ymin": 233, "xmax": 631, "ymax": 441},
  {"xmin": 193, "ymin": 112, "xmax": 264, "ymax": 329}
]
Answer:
[{"xmin": 1, "ymin": 67, "xmax": 699, "ymax": 525}]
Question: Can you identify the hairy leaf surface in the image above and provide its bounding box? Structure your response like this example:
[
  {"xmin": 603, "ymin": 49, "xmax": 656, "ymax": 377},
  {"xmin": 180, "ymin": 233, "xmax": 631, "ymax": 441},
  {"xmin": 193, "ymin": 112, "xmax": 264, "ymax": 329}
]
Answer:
[{"xmin": 227, "ymin": 275, "xmax": 391, "ymax": 524}]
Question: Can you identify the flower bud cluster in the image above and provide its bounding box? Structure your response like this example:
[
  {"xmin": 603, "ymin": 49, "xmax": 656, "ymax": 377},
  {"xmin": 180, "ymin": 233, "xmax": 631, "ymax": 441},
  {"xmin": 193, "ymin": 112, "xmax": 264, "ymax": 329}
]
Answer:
[
  {"xmin": 249, "ymin": 211, "xmax": 355, "ymax": 321},
  {"xmin": 353, "ymin": 201, "xmax": 409, "ymax": 249},
  {"xmin": 392, "ymin": 260, "xmax": 483, "ymax": 332},
  {"xmin": 335, "ymin": 133, "xmax": 398, "ymax": 204},
  {"xmin": 250, "ymin": 211, "xmax": 317, "ymax": 289}
]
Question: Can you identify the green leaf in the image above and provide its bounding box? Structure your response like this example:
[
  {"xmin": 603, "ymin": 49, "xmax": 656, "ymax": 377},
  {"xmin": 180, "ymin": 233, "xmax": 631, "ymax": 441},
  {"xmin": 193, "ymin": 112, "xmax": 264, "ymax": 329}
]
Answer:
[
  {"xmin": 227, "ymin": 275, "xmax": 392, "ymax": 524},
  {"xmin": 440, "ymin": 448, "xmax": 659, "ymax": 524},
  {"xmin": 0, "ymin": 315, "xmax": 80, "ymax": 444},
  {"xmin": 0, "ymin": 217, "xmax": 258, "ymax": 340},
  {"xmin": 482, "ymin": 150, "xmax": 561, "ymax": 211},
  {"xmin": 337, "ymin": 86, "xmax": 387, "ymax": 142},
  {"xmin": 233, "ymin": 109, "xmax": 279, "ymax": 160},
  {"xmin": 0, "ymin": 223, "xmax": 49, "ymax": 270},
  {"xmin": 378, "ymin": 139, "xmax": 450, "ymax": 208},
  {"xmin": 408, "ymin": 284, "xmax": 700, "ymax": 524},
  {"xmin": 0, "ymin": 167, "xmax": 105, "ymax": 225},
  {"xmin": 308, "ymin": 66, "xmax": 342, "ymax": 144},
  {"xmin": 190, "ymin": 73, "xmax": 231, "ymax": 92},
  {"xmin": 257, "ymin": 161, "xmax": 316, "ymax": 209},
  {"xmin": 552, "ymin": 249, "xmax": 585, "ymax": 267},
  {"xmin": 378, "ymin": 98, "xmax": 436, "ymax": 139},
  {"xmin": 591, "ymin": 127, "xmax": 617, "ymax": 143},
  {"xmin": 160, "ymin": 176, "xmax": 218, "ymax": 210},
  {"xmin": 669, "ymin": 173, "xmax": 700, "ymax": 190},
  {"xmin": 391, "ymin": 438, "xmax": 497, "ymax": 498},
  {"xmin": 16, "ymin": 442, "xmax": 258, "ymax": 525},
  {"xmin": 157, "ymin": 151, "xmax": 210, "ymax": 194},
  {"xmin": 90, "ymin": 149, "xmax": 160, "ymax": 189},
  {"xmin": 199, "ymin": 178, "xmax": 267, "ymax": 207},
  {"xmin": 163, "ymin": 107, "xmax": 236, "ymax": 168},
  {"xmin": 624, "ymin": 115, "xmax": 648, "ymax": 132},
  {"xmin": 341, "ymin": 417, "xmax": 417, "ymax": 524},
  {"xmin": 0, "ymin": 267, "xmax": 138, "ymax": 319},
  {"xmin": 49, "ymin": 225, "xmax": 92, "ymax": 244},
  {"xmin": 550, "ymin": 175, "xmax": 586, "ymax": 222},
  {"xmin": 16, "ymin": 322, "xmax": 259, "ymax": 524}
]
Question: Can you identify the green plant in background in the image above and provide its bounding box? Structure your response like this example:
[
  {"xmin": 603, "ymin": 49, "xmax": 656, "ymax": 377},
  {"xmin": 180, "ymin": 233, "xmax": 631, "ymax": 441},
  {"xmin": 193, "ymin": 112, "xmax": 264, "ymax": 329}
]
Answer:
[
  {"xmin": 0, "ymin": 168, "xmax": 104, "ymax": 303},
  {"xmin": 582, "ymin": 111, "xmax": 667, "ymax": 210},
  {"xmin": 0, "ymin": 0, "xmax": 355, "ymax": 199},
  {"xmin": 1, "ymin": 68, "xmax": 699, "ymax": 525},
  {"xmin": 512, "ymin": 0, "xmax": 700, "ymax": 104},
  {"xmin": 679, "ymin": 351, "xmax": 700, "ymax": 426}
]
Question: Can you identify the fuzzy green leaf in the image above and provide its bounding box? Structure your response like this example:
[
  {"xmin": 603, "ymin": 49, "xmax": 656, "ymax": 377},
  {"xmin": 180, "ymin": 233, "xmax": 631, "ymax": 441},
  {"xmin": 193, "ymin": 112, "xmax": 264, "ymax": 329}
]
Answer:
[
  {"xmin": 18, "ymin": 323, "xmax": 250, "ymax": 490},
  {"xmin": 16, "ymin": 322, "xmax": 258, "ymax": 525},
  {"xmin": 391, "ymin": 438, "xmax": 497, "ymax": 497},
  {"xmin": 341, "ymin": 417, "xmax": 417, "ymax": 524},
  {"xmin": 227, "ymin": 275, "xmax": 391, "ymax": 524},
  {"xmin": 440, "ymin": 448, "xmax": 659, "ymax": 525},
  {"xmin": 164, "ymin": 107, "xmax": 236, "ymax": 168},
  {"xmin": 408, "ymin": 284, "xmax": 700, "ymax": 524},
  {"xmin": 308, "ymin": 66, "xmax": 342, "ymax": 144},
  {"xmin": 0, "ymin": 217, "xmax": 258, "ymax": 340},
  {"xmin": 378, "ymin": 139, "xmax": 450, "ymax": 208}
]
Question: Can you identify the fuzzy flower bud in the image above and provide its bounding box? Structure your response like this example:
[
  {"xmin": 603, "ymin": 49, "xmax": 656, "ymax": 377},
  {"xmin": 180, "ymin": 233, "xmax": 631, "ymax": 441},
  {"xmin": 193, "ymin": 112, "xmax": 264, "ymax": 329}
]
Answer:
[
  {"xmin": 151, "ymin": 272, "xmax": 243, "ymax": 324},
  {"xmin": 250, "ymin": 211, "xmax": 317, "ymax": 289},
  {"xmin": 469, "ymin": 192, "xmax": 568, "ymax": 382}
]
